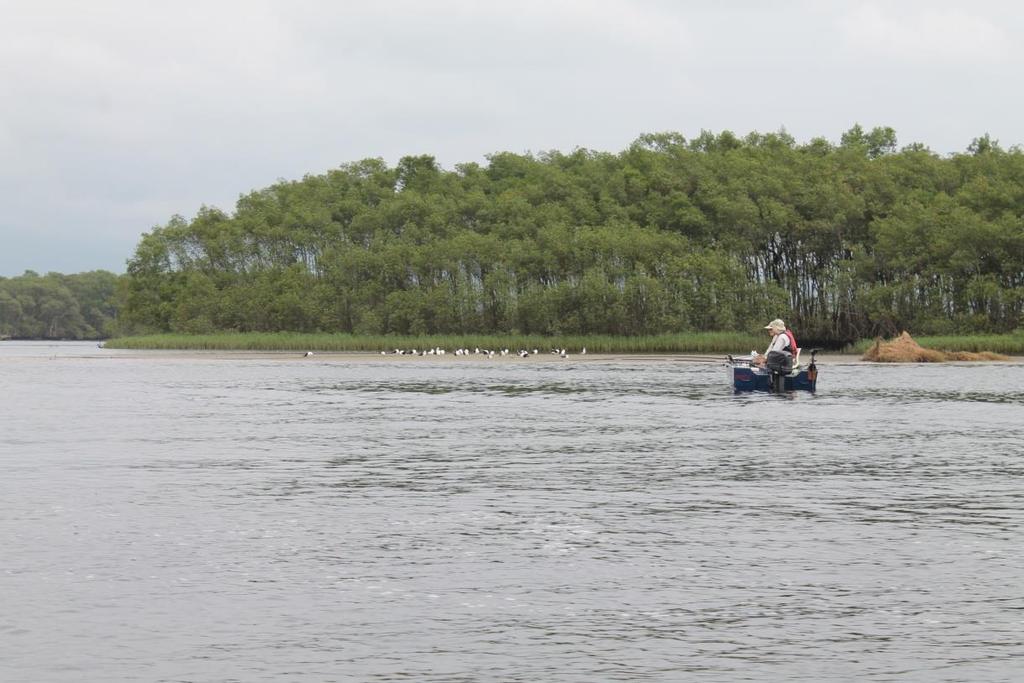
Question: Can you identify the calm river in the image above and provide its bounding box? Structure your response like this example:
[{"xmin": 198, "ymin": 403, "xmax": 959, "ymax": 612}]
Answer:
[{"xmin": 1, "ymin": 341, "xmax": 1022, "ymax": 682}]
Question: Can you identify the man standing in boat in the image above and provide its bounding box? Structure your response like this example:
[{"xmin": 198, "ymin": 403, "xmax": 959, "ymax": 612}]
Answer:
[{"xmin": 753, "ymin": 318, "xmax": 796, "ymax": 374}]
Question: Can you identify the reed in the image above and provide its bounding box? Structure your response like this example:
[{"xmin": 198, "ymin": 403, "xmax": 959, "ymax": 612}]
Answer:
[
  {"xmin": 847, "ymin": 332, "xmax": 1024, "ymax": 355},
  {"xmin": 104, "ymin": 331, "xmax": 770, "ymax": 354},
  {"xmin": 914, "ymin": 333, "xmax": 1024, "ymax": 355}
]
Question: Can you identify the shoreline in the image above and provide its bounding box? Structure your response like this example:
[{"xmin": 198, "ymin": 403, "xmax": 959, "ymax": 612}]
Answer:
[
  {"xmin": 3, "ymin": 343, "xmax": 855, "ymax": 364},
  {"xmin": 100, "ymin": 350, "xmax": 1024, "ymax": 365},
  {"xmin": 5, "ymin": 341, "xmax": 1021, "ymax": 365}
]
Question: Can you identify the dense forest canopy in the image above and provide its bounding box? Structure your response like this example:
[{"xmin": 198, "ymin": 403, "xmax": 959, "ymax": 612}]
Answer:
[
  {"xmin": 0, "ymin": 270, "xmax": 119, "ymax": 339},
  {"xmin": 14, "ymin": 126, "xmax": 1024, "ymax": 345}
]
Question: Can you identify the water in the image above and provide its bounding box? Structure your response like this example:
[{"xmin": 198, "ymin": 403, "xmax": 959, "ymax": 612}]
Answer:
[{"xmin": 1, "ymin": 342, "xmax": 1022, "ymax": 682}]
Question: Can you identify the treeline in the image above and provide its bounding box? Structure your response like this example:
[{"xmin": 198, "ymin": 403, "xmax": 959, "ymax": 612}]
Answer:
[
  {"xmin": 119, "ymin": 126, "xmax": 1024, "ymax": 346},
  {"xmin": 0, "ymin": 270, "xmax": 120, "ymax": 339}
]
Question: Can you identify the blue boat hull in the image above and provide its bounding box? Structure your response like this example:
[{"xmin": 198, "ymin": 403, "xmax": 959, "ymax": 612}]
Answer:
[{"xmin": 731, "ymin": 364, "xmax": 817, "ymax": 392}]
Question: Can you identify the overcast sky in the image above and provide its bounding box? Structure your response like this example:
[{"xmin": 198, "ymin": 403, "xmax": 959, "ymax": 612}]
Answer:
[{"xmin": 2, "ymin": 0, "xmax": 1021, "ymax": 276}]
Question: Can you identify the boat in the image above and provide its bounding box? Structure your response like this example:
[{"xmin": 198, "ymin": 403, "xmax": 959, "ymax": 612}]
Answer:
[{"xmin": 728, "ymin": 349, "xmax": 819, "ymax": 392}]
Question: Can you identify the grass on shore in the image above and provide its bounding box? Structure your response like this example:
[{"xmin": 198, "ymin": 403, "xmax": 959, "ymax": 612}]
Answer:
[
  {"xmin": 846, "ymin": 332, "xmax": 1024, "ymax": 356},
  {"xmin": 105, "ymin": 331, "xmax": 770, "ymax": 354}
]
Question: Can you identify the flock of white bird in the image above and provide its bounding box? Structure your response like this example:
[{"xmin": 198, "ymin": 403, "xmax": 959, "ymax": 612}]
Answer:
[
  {"xmin": 300, "ymin": 347, "xmax": 588, "ymax": 358},
  {"xmin": 380, "ymin": 346, "xmax": 586, "ymax": 358}
]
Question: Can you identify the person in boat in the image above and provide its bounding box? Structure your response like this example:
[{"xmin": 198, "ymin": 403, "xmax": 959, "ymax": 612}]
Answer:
[{"xmin": 752, "ymin": 318, "xmax": 797, "ymax": 373}]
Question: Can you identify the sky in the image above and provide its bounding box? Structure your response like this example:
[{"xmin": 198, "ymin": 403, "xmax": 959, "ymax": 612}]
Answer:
[{"xmin": 2, "ymin": 0, "xmax": 1022, "ymax": 276}]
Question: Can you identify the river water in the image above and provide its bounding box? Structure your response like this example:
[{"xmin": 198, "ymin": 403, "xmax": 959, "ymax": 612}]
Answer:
[{"xmin": 1, "ymin": 341, "xmax": 1022, "ymax": 682}]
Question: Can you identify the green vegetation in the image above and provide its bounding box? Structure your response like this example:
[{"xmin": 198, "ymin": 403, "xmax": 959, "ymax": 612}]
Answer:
[
  {"xmin": 8, "ymin": 126, "xmax": 1021, "ymax": 350},
  {"xmin": 0, "ymin": 270, "xmax": 120, "ymax": 339},
  {"xmin": 847, "ymin": 331, "xmax": 1024, "ymax": 355},
  {"xmin": 916, "ymin": 333, "xmax": 1024, "ymax": 354},
  {"xmin": 104, "ymin": 331, "xmax": 767, "ymax": 353},
  {"xmin": 116, "ymin": 126, "xmax": 1024, "ymax": 347}
]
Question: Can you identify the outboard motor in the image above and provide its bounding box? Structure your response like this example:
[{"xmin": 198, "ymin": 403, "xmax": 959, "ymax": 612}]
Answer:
[{"xmin": 765, "ymin": 350, "xmax": 792, "ymax": 393}]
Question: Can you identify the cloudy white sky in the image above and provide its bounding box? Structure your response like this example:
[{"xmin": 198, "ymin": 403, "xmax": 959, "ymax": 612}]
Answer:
[{"xmin": 2, "ymin": 0, "xmax": 1021, "ymax": 276}]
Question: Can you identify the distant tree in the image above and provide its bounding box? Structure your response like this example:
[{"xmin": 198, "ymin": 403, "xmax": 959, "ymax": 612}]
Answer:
[
  {"xmin": 0, "ymin": 270, "xmax": 119, "ymax": 339},
  {"xmin": 113, "ymin": 127, "xmax": 1024, "ymax": 344}
]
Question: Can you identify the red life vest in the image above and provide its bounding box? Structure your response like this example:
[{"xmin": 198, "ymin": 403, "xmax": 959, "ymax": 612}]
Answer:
[{"xmin": 784, "ymin": 329, "xmax": 798, "ymax": 354}]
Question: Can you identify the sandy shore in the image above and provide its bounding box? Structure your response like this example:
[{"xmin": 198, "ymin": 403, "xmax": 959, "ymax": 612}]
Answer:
[
  {"xmin": 9, "ymin": 347, "xmax": 1022, "ymax": 365},
  {"xmin": 88, "ymin": 349, "xmax": 864, "ymax": 364}
]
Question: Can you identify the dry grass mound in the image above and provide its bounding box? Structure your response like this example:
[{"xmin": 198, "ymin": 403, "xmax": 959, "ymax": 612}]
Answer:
[{"xmin": 863, "ymin": 331, "xmax": 1010, "ymax": 362}]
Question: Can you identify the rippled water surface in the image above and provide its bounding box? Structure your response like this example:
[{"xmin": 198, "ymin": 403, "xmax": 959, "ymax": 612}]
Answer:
[{"xmin": 2, "ymin": 342, "xmax": 1022, "ymax": 682}]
